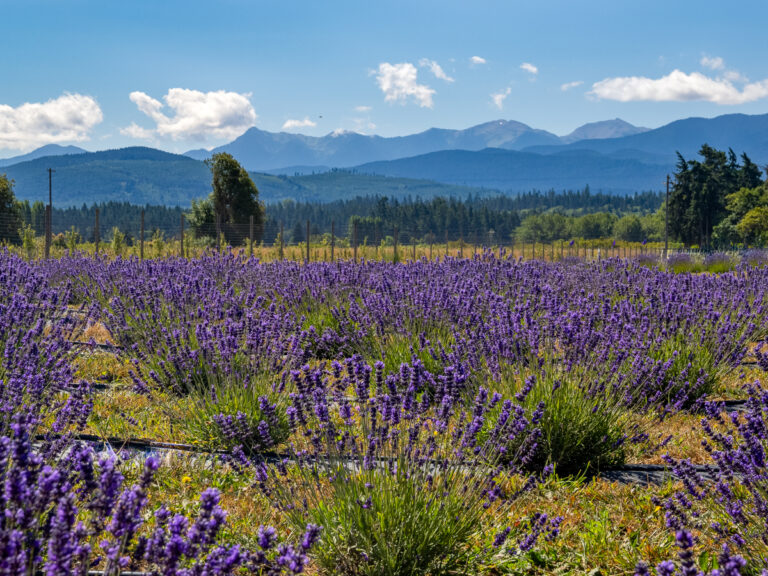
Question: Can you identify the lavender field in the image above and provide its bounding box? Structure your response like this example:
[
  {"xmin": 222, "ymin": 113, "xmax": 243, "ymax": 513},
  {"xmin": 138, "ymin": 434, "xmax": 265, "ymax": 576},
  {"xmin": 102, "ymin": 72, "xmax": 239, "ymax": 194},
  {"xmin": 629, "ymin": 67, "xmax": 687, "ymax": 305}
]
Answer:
[{"xmin": 3, "ymin": 249, "xmax": 768, "ymax": 575}]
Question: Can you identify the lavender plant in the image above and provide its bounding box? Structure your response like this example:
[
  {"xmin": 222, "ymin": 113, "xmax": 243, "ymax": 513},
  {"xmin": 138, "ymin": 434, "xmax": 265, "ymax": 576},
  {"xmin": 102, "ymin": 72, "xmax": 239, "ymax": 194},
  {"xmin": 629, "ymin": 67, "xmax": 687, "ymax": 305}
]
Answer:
[
  {"xmin": 492, "ymin": 356, "xmax": 641, "ymax": 474},
  {"xmin": 177, "ymin": 371, "xmax": 291, "ymax": 453},
  {"xmin": 0, "ymin": 414, "xmax": 318, "ymax": 575},
  {"xmin": 648, "ymin": 384, "xmax": 768, "ymax": 574},
  {"xmin": 254, "ymin": 357, "xmax": 556, "ymax": 576}
]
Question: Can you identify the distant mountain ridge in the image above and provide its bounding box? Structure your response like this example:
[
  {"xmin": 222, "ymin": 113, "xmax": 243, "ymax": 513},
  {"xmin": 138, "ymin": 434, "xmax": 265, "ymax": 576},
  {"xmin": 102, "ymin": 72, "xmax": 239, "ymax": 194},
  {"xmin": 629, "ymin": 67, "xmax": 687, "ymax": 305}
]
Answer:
[
  {"xmin": 0, "ymin": 144, "xmax": 88, "ymax": 168},
  {"xmin": 355, "ymin": 148, "xmax": 673, "ymax": 194},
  {"xmin": 185, "ymin": 119, "xmax": 570, "ymax": 171},
  {"xmin": 524, "ymin": 113, "xmax": 768, "ymax": 162},
  {"xmin": 183, "ymin": 113, "xmax": 768, "ymax": 173}
]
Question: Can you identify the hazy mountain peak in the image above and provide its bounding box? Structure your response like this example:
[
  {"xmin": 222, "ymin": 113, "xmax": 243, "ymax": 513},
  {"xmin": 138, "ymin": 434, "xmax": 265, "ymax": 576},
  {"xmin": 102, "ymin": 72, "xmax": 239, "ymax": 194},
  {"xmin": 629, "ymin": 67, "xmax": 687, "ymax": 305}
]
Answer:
[
  {"xmin": 0, "ymin": 144, "xmax": 88, "ymax": 168},
  {"xmin": 561, "ymin": 118, "xmax": 649, "ymax": 143}
]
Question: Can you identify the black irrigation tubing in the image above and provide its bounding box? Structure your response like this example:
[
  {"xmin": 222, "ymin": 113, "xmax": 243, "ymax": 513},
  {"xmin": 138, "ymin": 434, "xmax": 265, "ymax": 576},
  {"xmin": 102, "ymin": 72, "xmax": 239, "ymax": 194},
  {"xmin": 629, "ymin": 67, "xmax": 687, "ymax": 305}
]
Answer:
[
  {"xmin": 55, "ymin": 433, "xmax": 709, "ymax": 486},
  {"xmin": 65, "ymin": 340, "xmax": 765, "ymax": 369},
  {"xmin": 35, "ymin": 573, "xmax": 151, "ymax": 576},
  {"xmin": 69, "ymin": 340, "xmax": 123, "ymax": 351},
  {"xmin": 50, "ymin": 433, "xmax": 228, "ymax": 455}
]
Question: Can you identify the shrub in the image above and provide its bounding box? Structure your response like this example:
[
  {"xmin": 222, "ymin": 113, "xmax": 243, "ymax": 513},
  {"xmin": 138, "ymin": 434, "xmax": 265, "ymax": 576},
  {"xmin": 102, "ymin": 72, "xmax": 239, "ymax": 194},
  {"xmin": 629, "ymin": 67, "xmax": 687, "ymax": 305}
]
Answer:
[
  {"xmin": 667, "ymin": 253, "xmax": 702, "ymax": 274},
  {"xmin": 177, "ymin": 372, "xmax": 291, "ymax": 453},
  {"xmin": 703, "ymin": 252, "xmax": 736, "ymax": 274},
  {"xmin": 0, "ymin": 415, "xmax": 318, "ymax": 575},
  {"xmin": 492, "ymin": 357, "xmax": 640, "ymax": 475},
  {"xmin": 256, "ymin": 358, "xmax": 556, "ymax": 575}
]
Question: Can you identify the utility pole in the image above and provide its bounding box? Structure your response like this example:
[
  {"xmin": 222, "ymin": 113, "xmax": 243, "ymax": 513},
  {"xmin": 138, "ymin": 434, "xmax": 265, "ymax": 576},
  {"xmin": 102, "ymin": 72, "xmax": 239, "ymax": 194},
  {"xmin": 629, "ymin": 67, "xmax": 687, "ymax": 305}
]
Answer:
[
  {"xmin": 664, "ymin": 174, "xmax": 670, "ymax": 259},
  {"xmin": 48, "ymin": 167, "xmax": 54, "ymax": 207}
]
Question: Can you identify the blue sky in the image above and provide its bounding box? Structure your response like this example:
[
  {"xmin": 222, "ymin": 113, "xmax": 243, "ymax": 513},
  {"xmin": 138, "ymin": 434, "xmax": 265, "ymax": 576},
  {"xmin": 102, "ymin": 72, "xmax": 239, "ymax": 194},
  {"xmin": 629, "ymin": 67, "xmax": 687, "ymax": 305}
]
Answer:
[{"xmin": 1, "ymin": 0, "xmax": 767, "ymax": 156}]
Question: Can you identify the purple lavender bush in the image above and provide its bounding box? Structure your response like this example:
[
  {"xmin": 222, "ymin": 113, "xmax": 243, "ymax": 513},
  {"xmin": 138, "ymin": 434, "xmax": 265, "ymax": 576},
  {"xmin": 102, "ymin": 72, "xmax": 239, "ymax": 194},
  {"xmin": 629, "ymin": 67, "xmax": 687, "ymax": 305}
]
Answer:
[
  {"xmin": 254, "ymin": 357, "xmax": 558, "ymax": 575},
  {"xmin": 648, "ymin": 384, "xmax": 768, "ymax": 574},
  {"xmin": 0, "ymin": 415, "xmax": 318, "ymax": 575}
]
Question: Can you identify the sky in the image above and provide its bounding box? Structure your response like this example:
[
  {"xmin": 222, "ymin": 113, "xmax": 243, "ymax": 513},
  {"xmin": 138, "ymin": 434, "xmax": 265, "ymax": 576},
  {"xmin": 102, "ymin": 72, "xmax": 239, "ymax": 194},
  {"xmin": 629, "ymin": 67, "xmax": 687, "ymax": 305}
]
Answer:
[{"xmin": 1, "ymin": 0, "xmax": 768, "ymax": 157}]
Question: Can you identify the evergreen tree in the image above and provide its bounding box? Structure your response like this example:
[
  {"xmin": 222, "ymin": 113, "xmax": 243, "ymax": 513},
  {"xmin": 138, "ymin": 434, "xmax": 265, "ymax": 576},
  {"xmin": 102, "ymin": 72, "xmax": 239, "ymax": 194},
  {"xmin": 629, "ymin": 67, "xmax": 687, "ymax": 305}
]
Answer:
[
  {"xmin": 190, "ymin": 153, "xmax": 264, "ymax": 244},
  {"xmin": 669, "ymin": 145, "xmax": 761, "ymax": 246},
  {"xmin": 0, "ymin": 174, "xmax": 22, "ymax": 244}
]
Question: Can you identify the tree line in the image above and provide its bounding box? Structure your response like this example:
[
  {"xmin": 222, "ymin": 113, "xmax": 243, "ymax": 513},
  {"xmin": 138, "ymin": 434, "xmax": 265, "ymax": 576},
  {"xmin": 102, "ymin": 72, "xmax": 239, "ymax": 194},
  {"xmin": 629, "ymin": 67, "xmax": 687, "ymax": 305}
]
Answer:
[{"xmin": 3, "ymin": 145, "xmax": 768, "ymax": 248}]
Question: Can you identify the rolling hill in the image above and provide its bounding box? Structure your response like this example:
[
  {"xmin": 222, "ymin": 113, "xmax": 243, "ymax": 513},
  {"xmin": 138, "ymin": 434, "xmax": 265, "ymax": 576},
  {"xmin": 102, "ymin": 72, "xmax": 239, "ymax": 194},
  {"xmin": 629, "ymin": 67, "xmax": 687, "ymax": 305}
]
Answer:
[{"xmin": 3, "ymin": 147, "xmax": 497, "ymax": 207}]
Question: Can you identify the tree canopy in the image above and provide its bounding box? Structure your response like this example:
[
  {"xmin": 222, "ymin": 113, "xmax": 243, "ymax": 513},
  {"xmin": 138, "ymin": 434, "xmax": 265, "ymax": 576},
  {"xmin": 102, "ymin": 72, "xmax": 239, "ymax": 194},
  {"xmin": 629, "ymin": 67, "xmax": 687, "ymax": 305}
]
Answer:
[
  {"xmin": 669, "ymin": 145, "xmax": 764, "ymax": 246},
  {"xmin": 0, "ymin": 174, "xmax": 22, "ymax": 244},
  {"xmin": 189, "ymin": 153, "xmax": 264, "ymax": 245}
]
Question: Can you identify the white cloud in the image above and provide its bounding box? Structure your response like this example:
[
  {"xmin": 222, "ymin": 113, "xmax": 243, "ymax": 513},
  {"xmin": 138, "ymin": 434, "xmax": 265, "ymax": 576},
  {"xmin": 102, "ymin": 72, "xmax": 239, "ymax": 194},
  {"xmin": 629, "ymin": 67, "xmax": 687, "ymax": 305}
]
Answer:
[
  {"xmin": 374, "ymin": 62, "xmax": 436, "ymax": 108},
  {"xmin": 354, "ymin": 105, "xmax": 372, "ymax": 112},
  {"xmin": 0, "ymin": 93, "xmax": 103, "ymax": 151},
  {"xmin": 700, "ymin": 55, "xmax": 725, "ymax": 70},
  {"xmin": 724, "ymin": 69, "xmax": 749, "ymax": 83},
  {"xmin": 590, "ymin": 69, "xmax": 768, "ymax": 105},
  {"xmin": 491, "ymin": 87, "xmax": 511, "ymax": 110},
  {"xmin": 282, "ymin": 117, "xmax": 317, "ymax": 130},
  {"xmin": 351, "ymin": 118, "xmax": 376, "ymax": 133},
  {"xmin": 122, "ymin": 88, "xmax": 257, "ymax": 142},
  {"xmin": 470, "ymin": 56, "xmax": 486, "ymax": 65},
  {"xmin": 561, "ymin": 80, "xmax": 584, "ymax": 91},
  {"xmin": 520, "ymin": 62, "xmax": 538, "ymax": 75},
  {"xmin": 419, "ymin": 58, "xmax": 455, "ymax": 82}
]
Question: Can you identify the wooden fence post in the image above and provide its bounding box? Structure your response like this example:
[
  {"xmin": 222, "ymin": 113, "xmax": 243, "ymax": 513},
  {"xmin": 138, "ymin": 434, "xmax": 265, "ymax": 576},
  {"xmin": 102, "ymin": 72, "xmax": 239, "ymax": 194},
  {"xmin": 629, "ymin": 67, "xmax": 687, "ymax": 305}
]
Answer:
[
  {"xmin": 94, "ymin": 208, "xmax": 100, "ymax": 255},
  {"xmin": 353, "ymin": 220, "xmax": 358, "ymax": 263},
  {"xmin": 249, "ymin": 215, "xmax": 254, "ymax": 258},
  {"xmin": 140, "ymin": 209, "xmax": 145, "ymax": 260},
  {"xmin": 44, "ymin": 206, "xmax": 51, "ymax": 259}
]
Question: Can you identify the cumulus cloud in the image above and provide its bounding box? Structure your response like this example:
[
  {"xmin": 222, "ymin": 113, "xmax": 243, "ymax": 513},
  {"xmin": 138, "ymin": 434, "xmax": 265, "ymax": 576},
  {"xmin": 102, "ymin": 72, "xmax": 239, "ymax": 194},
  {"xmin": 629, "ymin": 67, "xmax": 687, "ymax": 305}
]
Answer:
[
  {"xmin": 374, "ymin": 62, "xmax": 436, "ymax": 108},
  {"xmin": 419, "ymin": 58, "xmax": 455, "ymax": 82},
  {"xmin": 0, "ymin": 93, "xmax": 103, "ymax": 151},
  {"xmin": 470, "ymin": 56, "xmax": 486, "ymax": 65},
  {"xmin": 491, "ymin": 87, "xmax": 511, "ymax": 110},
  {"xmin": 700, "ymin": 55, "xmax": 724, "ymax": 70},
  {"xmin": 282, "ymin": 117, "xmax": 317, "ymax": 130},
  {"xmin": 590, "ymin": 69, "xmax": 768, "ymax": 105},
  {"xmin": 520, "ymin": 62, "xmax": 538, "ymax": 75},
  {"xmin": 561, "ymin": 80, "xmax": 584, "ymax": 91},
  {"xmin": 122, "ymin": 88, "xmax": 257, "ymax": 142},
  {"xmin": 354, "ymin": 105, "xmax": 372, "ymax": 112}
]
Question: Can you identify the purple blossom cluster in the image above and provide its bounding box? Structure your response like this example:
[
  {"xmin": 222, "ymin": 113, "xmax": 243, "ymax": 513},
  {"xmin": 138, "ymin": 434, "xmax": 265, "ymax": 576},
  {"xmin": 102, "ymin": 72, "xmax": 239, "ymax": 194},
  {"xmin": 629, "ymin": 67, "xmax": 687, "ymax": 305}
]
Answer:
[
  {"xmin": 0, "ymin": 416, "xmax": 318, "ymax": 575},
  {"xmin": 643, "ymin": 383, "xmax": 768, "ymax": 574},
  {"xmin": 253, "ymin": 355, "xmax": 558, "ymax": 573},
  {"xmin": 44, "ymin": 254, "xmax": 764, "ymax": 414},
  {"xmin": 0, "ymin": 252, "xmax": 318, "ymax": 575}
]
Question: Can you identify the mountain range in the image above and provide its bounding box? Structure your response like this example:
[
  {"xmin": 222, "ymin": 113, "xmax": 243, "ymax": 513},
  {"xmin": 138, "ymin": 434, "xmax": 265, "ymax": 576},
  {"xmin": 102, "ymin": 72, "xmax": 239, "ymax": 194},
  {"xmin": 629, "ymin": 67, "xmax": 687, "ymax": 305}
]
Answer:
[
  {"xmin": 1, "ymin": 113, "xmax": 767, "ymax": 206},
  {"xmin": 185, "ymin": 118, "xmax": 650, "ymax": 172}
]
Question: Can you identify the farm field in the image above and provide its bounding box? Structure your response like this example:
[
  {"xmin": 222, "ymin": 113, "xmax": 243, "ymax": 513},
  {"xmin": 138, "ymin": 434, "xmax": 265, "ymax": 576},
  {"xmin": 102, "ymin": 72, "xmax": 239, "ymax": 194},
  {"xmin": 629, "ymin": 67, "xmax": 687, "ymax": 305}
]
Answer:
[{"xmin": 3, "ymin": 250, "xmax": 768, "ymax": 575}]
